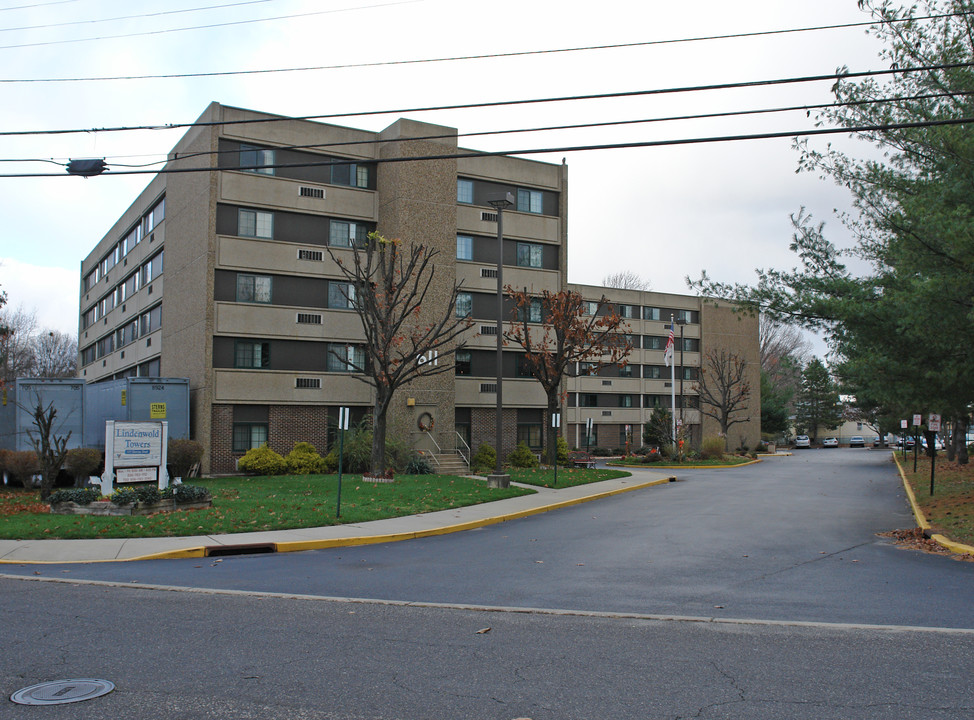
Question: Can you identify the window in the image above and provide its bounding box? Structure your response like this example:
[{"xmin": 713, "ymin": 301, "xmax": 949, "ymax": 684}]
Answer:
[
  {"xmin": 456, "ymin": 235, "xmax": 473, "ymax": 260},
  {"xmin": 644, "ymin": 335, "xmax": 664, "ymax": 350},
  {"xmin": 233, "ymin": 423, "xmax": 268, "ymax": 452},
  {"xmin": 516, "ymin": 298, "xmax": 542, "ymax": 323},
  {"xmin": 681, "ymin": 367, "xmax": 697, "ymax": 380},
  {"xmin": 643, "ymin": 307, "xmax": 661, "ymax": 321},
  {"xmin": 579, "ymin": 393, "xmax": 598, "ymax": 407},
  {"xmin": 239, "ymin": 209, "xmax": 273, "ymax": 239},
  {"xmin": 140, "ymin": 251, "xmax": 163, "ymax": 286},
  {"xmin": 455, "ymin": 350, "xmax": 472, "ymax": 376},
  {"xmin": 681, "ymin": 338, "xmax": 700, "ymax": 352},
  {"xmin": 328, "ymin": 282, "xmax": 356, "ymax": 309},
  {"xmin": 329, "ymin": 220, "xmax": 367, "ymax": 247},
  {"xmin": 578, "ymin": 362, "xmax": 595, "ymax": 376},
  {"xmin": 235, "ymin": 341, "xmax": 270, "ymax": 369},
  {"xmin": 675, "ymin": 309, "xmax": 697, "ymax": 324},
  {"xmin": 645, "ymin": 366, "xmax": 662, "ymax": 379},
  {"xmin": 240, "ymin": 144, "xmax": 275, "ymax": 175},
  {"xmin": 517, "ymin": 188, "xmax": 543, "ymax": 214},
  {"xmin": 517, "ymin": 424, "xmax": 543, "ymax": 449},
  {"xmin": 139, "ymin": 305, "xmax": 162, "ymax": 336},
  {"xmin": 455, "ymin": 292, "xmax": 472, "ymax": 318},
  {"xmin": 516, "ymin": 355, "xmax": 535, "ymax": 378},
  {"xmin": 619, "ymin": 395, "xmax": 634, "ymax": 408},
  {"xmin": 457, "ymin": 179, "xmax": 474, "ymax": 204},
  {"xmin": 616, "ymin": 304, "xmax": 635, "ymax": 319},
  {"xmin": 582, "ymin": 301, "xmax": 599, "ymax": 316},
  {"xmin": 516, "ymin": 242, "xmax": 543, "ymax": 268},
  {"xmin": 330, "ymin": 162, "xmax": 370, "ymax": 188},
  {"xmin": 236, "ymin": 274, "xmax": 272, "ymax": 304},
  {"xmin": 619, "ymin": 364, "xmax": 634, "ymax": 378},
  {"xmin": 327, "ymin": 343, "xmax": 365, "ymax": 373}
]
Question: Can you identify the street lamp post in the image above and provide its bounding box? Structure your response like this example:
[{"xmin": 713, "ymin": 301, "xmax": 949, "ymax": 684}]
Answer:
[{"xmin": 486, "ymin": 192, "xmax": 514, "ymax": 488}]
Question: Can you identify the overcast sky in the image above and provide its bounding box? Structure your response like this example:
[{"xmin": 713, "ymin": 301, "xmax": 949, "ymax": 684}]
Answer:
[{"xmin": 0, "ymin": 0, "xmax": 889, "ymax": 356}]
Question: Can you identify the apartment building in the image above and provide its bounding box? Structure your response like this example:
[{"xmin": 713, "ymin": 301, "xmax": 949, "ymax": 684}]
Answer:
[{"xmin": 78, "ymin": 102, "xmax": 758, "ymax": 473}]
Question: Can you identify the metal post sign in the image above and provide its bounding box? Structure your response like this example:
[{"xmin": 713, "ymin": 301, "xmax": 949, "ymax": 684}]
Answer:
[
  {"xmin": 98, "ymin": 420, "xmax": 170, "ymax": 496},
  {"xmin": 928, "ymin": 414, "xmax": 941, "ymax": 432}
]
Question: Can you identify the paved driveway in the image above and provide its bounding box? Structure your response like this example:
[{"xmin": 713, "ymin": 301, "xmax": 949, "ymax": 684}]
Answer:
[{"xmin": 6, "ymin": 449, "xmax": 972, "ymax": 629}]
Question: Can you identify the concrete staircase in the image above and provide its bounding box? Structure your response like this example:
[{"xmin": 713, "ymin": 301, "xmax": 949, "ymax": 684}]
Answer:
[{"xmin": 430, "ymin": 451, "xmax": 470, "ymax": 476}]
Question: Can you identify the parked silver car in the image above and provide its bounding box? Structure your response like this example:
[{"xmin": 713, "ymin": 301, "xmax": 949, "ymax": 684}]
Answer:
[
  {"xmin": 794, "ymin": 435, "xmax": 810, "ymax": 448},
  {"xmin": 823, "ymin": 437, "xmax": 839, "ymax": 448}
]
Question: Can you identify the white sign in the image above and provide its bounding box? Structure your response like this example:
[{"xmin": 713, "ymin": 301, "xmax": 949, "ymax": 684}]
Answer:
[
  {"xmin": 112, "ymin": 422, "xmax": 163, "ymax": 468},
  {"xmin": 338, "ymin": 407, "xmax": 350, "ymax": 431},
  {"xmin": 901, "ymin": 419, "xmax": 908, "ymax": 429},
  {"xmin": 116, "ymin": 467, "xmax": 158, "ymax": 484},
  {"xmin": 928, "ymin": 414, "xmax": 942, "ymax": 432},
  {"xmin": 417, "ymin": 350, "xmax": 439, "ymax": 366},
  {"xmin": 913, "ymin": 414, "xmax": 922, "ymax": 426},
  {"xmin": 551, "ymin": 413, "xmax": 561, "ymax": 428}
]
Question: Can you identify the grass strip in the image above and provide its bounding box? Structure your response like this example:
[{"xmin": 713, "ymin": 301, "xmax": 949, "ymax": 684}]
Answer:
[
  {"xmin": 508, "ymin": 467, "xmax": 631, "ymax": 488},
  {"xmin": 0, "ymin": 474, "xmax": 534, "ymax": 540},
  {"xmin": 899, "ymin": 454, "xmax": 974, "ymax": 547}
]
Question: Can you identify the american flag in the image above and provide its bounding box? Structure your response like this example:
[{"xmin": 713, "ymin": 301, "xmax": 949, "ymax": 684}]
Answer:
[{"xmin": 663, "ymin": 323, "xmax": 675, "ymax": 367}]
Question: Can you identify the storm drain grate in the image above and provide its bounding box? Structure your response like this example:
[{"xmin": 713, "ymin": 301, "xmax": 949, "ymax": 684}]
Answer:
[{"xmin": 10, "ymin": 679, "xmax": 115, "ymax": 705}]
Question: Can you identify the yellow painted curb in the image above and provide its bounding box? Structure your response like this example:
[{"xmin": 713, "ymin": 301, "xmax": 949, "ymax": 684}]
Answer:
[
  {"xmin": 3, "ymin": 477, "xmax": 674, "ymax": 564},
  {"xmin": 892, "ymin": 452, "xmax": 974, "ymax": 557}
]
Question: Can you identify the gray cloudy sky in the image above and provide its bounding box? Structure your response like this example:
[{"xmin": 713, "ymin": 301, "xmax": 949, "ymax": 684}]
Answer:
[{"xmin": 0, "ymin": 0, "xmax": 888, "ymax": 349}]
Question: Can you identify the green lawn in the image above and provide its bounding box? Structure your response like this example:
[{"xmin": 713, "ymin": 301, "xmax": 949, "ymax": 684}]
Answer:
[
  {"xmin": 508, "ymin": 467, "xmax": 631, "ymax": 488},
  {"xmin": 0, "ymin": 474, "xmax": 535, "ymax": 540},
  {"xmin": 900, "ymin": 455, "xmax": 974, "ymax": 547}
]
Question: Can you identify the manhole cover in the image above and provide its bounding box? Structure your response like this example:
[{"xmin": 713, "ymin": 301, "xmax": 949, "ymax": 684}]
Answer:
[{"xmin": 10, "ymin": 679, "xmax": 115, "ymax": 705}]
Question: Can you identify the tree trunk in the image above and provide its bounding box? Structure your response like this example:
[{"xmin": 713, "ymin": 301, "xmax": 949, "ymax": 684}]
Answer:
[
  {"xmin": 956, "ymin": 416, "xmax": 969, "ymax": 465},
  {"xmin": 370, "ymin": 393, "xmax": 390, "ymax": 474},
  {"xmin": 946, "ymin": 419, "xmax": 957, "ymax": 462}
]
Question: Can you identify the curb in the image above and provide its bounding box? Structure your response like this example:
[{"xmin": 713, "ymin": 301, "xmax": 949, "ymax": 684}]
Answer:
[
  {"xmin": 2, "ymin": 476, "xmax": 674, "ymax": 564},
  {"xmin": 892, "ymin": 451, "xmax": 974, "ymax": 557},
  {"xmin": 610, "ymin": 458, "xmax": 761, "ymax": 470}
]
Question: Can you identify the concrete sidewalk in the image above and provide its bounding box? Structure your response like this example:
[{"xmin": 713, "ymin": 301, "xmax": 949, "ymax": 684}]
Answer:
[{"xmin": 0, "ymin": 471, "xmax": 675, "ymax": 564}]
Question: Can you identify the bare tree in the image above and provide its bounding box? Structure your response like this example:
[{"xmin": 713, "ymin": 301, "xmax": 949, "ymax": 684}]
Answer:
[
  {"xmin": 25, "ymin": 398, "xmax": 71, "ymax": 500},
  {"xmin": 328, "ymin": 233, "xmax": 472, "ymax": 473},
  {"xmin": 0, "ymin": 304, "xmax": 38, "ymax": 381},
  {"xmin": 760, "ymin": 315, "xmax": 812, "ymax": 378},
  {"xmin": 693, "ymin": 348, "xmax": 752, "ymax": 449},
  {"xmin": 32, "ymin": 331, "xmax": 78, "ymax": 378},
  {"xmin": 601, "ymin": 271, "xmax": 651, "ymax": 291},
  {"xmin": 505, "ymin": 288, "xmax": 632, "ymax": 465}
]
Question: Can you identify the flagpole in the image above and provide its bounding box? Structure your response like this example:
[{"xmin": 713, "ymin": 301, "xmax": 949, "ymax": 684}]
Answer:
[{"xmin": 668, "ymin": 314, "xmax": 676, "ymax": 445}]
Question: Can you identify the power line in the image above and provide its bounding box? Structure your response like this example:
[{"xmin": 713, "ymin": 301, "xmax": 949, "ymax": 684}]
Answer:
[
  {"xmin": 3, "ymin": 116, "xmax": 971, "ymax": 179},
  {"xmin": 3, "ymin": 9, "xmax": 970, "ymax": 83},
  {"xmin": 0, "ymin": 0, "xmax": 275, "ymax": 33},
  {"xmin": 0, "ymin": 0, "xmax": 77, "ymax": 11},
  {"xmin": 2, "ymin": 61, "xmax": 970, "ymax": 139},
  {"xmin": 59, "ymin": 88, "xmax": 969, "ymax": 170},
  {"xmin": 0, "ymin": 0, "xmax": 420, "ymax": 50}
]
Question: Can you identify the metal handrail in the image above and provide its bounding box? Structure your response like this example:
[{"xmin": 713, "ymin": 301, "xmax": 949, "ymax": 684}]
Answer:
[{"xmin": 455, "ymin": 432, "xmax": 471, "ymax": 466}]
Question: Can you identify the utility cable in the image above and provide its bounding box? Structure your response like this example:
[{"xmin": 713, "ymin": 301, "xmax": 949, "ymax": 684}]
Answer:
[
  {"xmin": 2, "ymin": 115, "xmax": 970, "ymax": 178},
  {"xmin": 2, "ymin": 61, "xmax": 971, "ymax": 138},
  {"xmin": 2, "ymin": 9, "xmax": 970, "ymax": 82}
]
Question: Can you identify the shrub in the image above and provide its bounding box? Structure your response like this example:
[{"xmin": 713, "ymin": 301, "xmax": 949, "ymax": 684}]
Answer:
[
  {"xmin": 48, "ymin": 487, "xmax": 100, "ymax": 506},
  {"xmin": 168, "ymin": 439, "xmax": 204, "ymax": 479},
  {"xmin": 64, "ymin": 448, "xmax": 102, "ymax": 482},
  {"xmin": 0, "ymin": 448, "xmax": 10, "ymax": 475},
  {"xmin": 507, "ymin": 442, "xmax": 539, "ymax": 468},
  {"xmin": 335, "ymin": 420, "xmax": 411, "ymax": 473},
  {"xmin": 237, "ymin": 444, "xmax": 287, "ymax": 475},
  {"xmin": 700, "ymin": 436, "xmax": 726, "ymax": 460},
  {"xmin": 556, "ymin": 436, "xmax": 570, "ymax": 466},
  {"xmin": 470, "ymin": 443, "xmax": 497, "ymax": 474},
  {"xmin": 111, "ymin": 487, "xmax": 139, "ymax": 506},
  {"xmin": 167, "ymin": 484, "xmax": 211, "ymax": 503},
  {"xmin": 404, "ymin": 455, "xmax": 435, "ymax": 475},
  {"xmin": 284, "ymin": 442, "xmax": 326, "ymax": 475},
  {"xmin": 6, "ymin": 450, "xmax": 39, "ymax": 487},
  {"xmin": 322, "ymin": 450, "xmax": 339, "ymax": 473}
]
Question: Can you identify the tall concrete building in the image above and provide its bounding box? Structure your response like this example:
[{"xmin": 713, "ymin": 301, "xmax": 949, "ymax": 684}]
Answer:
[{"xmin": 78, "ymin": 103, "xmax": 758, "ymax": 473}]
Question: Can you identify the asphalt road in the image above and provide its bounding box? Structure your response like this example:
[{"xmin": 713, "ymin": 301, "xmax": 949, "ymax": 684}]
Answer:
[{"xmin": 3, "ymin": 450, "xmax": 973, "ymax": 719}]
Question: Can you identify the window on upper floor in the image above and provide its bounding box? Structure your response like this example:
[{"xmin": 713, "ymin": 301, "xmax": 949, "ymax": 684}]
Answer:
[
  {"xmin": 238, "ymin": 209, "xmax": 273, "ymax": 239},
  {"xmin": 516, "ymin": 355, "xmax": 536, "ymax": 378},
  {"xmin": 456, "ymin": 235, "xmax": 473, "ymax": 261},
  {"xmin": 619, "ymin": 394, "xmax": 634, "ymax": 408},
  {"xmin": 330, "ymin": 162, "xmax": 370, "ymax": 189},
  {"xmin": 455, "ymin": 350, "xmax": 472, "ymax": 376},
  {"xmin": 516, "ymin": 242, "xmax": 543, "ymax": 268},
  {"xmin": 455, "ymin": 292, "xmax": 472, "ymax": 318},
  {"xmin": 328, "ymin": 220, "xmax": 368, "ymax": 248},
  {"xmin": 240, "ymin": 144, "xmax": 275, "ymax": 175},
  {"xmin": 578, "ymin": 393, "xmax": 598, "ymax": 407},
  {"xmin": 457, "ymin": 179, "xmax": 474, "ymax": 204},
  {"xmin": 326, "ymin": 343, "xmax": 365, "ymax": 373},
  {"xmin": 327, "ymin": 281, "xmax": 356, "ymax": 310},
  {"xmin": 516, "ymin": 298, "xmax": 542, "ymax": 323},
  {"xmin": 236, "ymin": 274, "xmax": 272, "ymax": 304},
  {"xmin": 582, "ymin": 300, "xmax": 599, "ymax": 316},
  {"xmin": 643, "ymin": 307, "xmax": 661, "ymax": 321},
  {"xmin": 517, "ymin": 188, "xmax": 543, "ymax": 214},
  {"xmin": 235, "ymin": 340, "xmax": 270, "ymax": 369}
]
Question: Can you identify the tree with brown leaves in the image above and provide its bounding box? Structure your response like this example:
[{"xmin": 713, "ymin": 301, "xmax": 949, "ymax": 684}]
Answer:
[
  {"xmin": 693, "ymin": 348, "xmax": 752, "ymax": 450},
  {"xmin": 504, "ymin": 288, "xmax": 632, "ymax": 465},
  {"xmin": 328, "ymin": 233, "xmax": 472, "ymax": 473}
]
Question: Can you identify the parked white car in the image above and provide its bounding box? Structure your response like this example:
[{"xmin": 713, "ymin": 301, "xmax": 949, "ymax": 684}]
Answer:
[
  {"xmin": 849, "ymin": 436, "xmax": 865, "ymax": 448},
  {"xmin": 794, "ymin": 435, "xmax": 810, "ymax": 448},
  {"xmin": 823, "ymin": 437, "xmax": 839, "ymax": 448}
]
